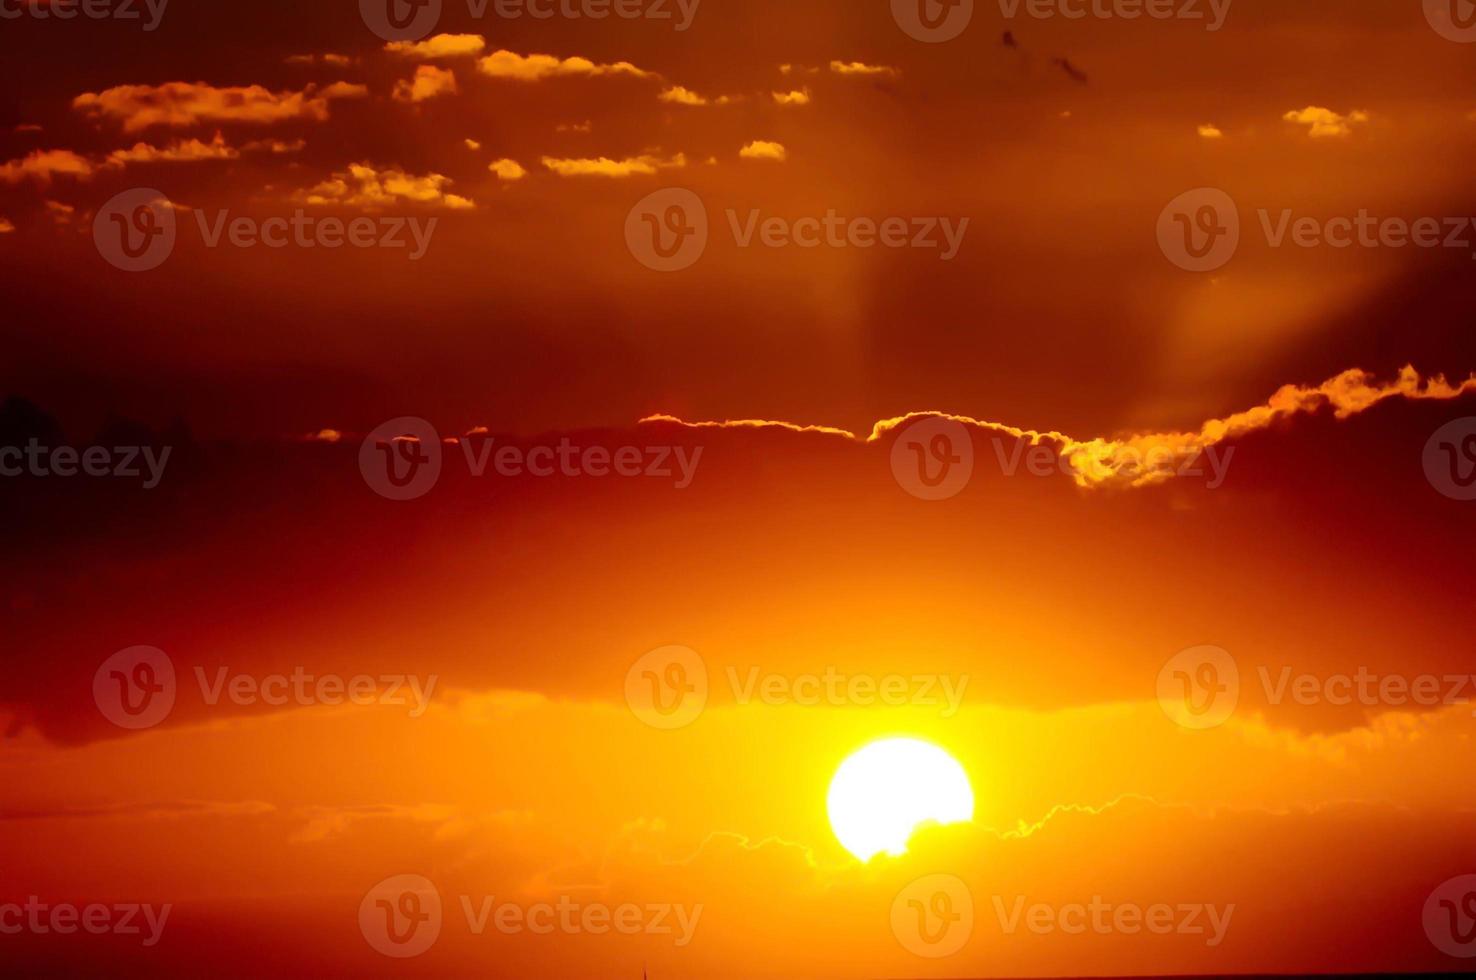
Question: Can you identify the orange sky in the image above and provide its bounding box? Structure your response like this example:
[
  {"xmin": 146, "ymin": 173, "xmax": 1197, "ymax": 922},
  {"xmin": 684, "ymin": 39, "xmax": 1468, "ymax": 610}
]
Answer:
[{"xmin": 3, "ymin": 0, "xmax": 1476, "ymax": 976}]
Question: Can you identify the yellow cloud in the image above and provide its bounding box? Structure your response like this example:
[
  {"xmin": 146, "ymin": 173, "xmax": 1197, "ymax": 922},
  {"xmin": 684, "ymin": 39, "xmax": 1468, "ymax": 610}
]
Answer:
[
  {"xmin": 1197, "ymin": 123, "xmax": 1224, "ymax": 139},
  {"xmin": 659, "ymin": 85, "xmax": 707, "ymax": 106},
  {"xmin": 385, "ymin": 33, "xmax": 486, "ymax": 59},
  {"xmin": 489, "ymin": 158, "xmax": 528, "ymax": 181},
  {"xmin": 658, "ymin": 86, "xmax": 737, "ymax": 106},
  {"xmin": 739, "ymin": 140, "xmax": 787, "ymax": 161},
  {"xmin": 286, "ymin": 53, "xmax": 353, "ymax": 67},
  {"xmin": 242, "ymin": 138, "xmax": 305, "ymax": 154},
  {"xmin": 773, "ymin": 89, "xmax": 811, "ymax": 106},
  {"xmin": 73, "ymin": 81, "xmax": 367, "ymax": 132},
  {"xmin": 0, "ymin": 148, "xmax": 94, "ymax": 184},
  {"xmin": 105, "ymin": 131, "xmax": 239, "ymax": 165},
  {"xmin": 540, "ymin": 153, "xmax": 686, "ymax": 177},
  {"xmin": 1282, "ymin": 106, "xmax": 1369, "ymax": 138},
  {"xmin": 830, "ymin": 60, "xmax": 899, "ymax": 77},
  {"xmin": 476, "ymin": 50, "xmax": 657, "ymax": 81},
  {"xmin": 646, "ymin": 366, "xmax": 1476, "ymax": 490},
  {"xmin": 393, "ymin": 65, "xmax": 459, "ymax": 103},
  {"xmin": 299, "ymin": 163, "xmax": 475, "ymax": 210}
]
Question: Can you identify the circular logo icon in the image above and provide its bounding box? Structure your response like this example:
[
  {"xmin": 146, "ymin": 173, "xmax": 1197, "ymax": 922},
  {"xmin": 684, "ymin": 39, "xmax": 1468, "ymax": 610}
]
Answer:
[
  {"xmin": 625, "ymin": 645, "xmax": 708, "ymax": 729},
  {"xmin": 1425, "ymin": 874, "xmax": 1476, "ymax": 957},
  {"xmin": 890, "ymin": 417, "xmax": 974, "ymax": 501},
  {"xmin": 891, "ymin": 874, "xmax": 973, "ymax": 958},
  {"xmin": 359, "ymin": 0, "xmax": 442, "ymax": 42},
  {"xmin": 94, "ymin": 188, "xmax": 176, "ymax": 273},
  {"xmin": 625, "ymin": 188, "xmax": 708, "ymax": 272},
  {"xmin": 93, "ymin": 646, "xmax": 176, "ymax": 730},
  {"xmin": 1425, "ymin": 0, "xmax": 1476, "ymax": 42},
  {"xmin": 1157, "ymin": 188, "xmax": 1239, "ymax": 272},
  {"xmin": 892, "ymin": 0, "xmax": 973, "ymax": 42},
  {"xmin": 1156, "ymin": 645, "xmax": 1239, "ymax": 730},
  {"xmin": 360, "ymin": 874, "xmax": 442, "ymax": 958},
  {"xmin": 1423, "ymin": 418, "xmax": 1476, "ymax": 501},
  {"xmin": 359, "ymin": 417, "xmax": 443, "ymax": 501}
]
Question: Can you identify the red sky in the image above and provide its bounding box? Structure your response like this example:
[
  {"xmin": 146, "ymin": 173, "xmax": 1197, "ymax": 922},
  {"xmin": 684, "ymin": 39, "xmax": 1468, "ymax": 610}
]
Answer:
[{"xmin": 3, "ymin": 0, "xmax": 1476, "ymax": 976}]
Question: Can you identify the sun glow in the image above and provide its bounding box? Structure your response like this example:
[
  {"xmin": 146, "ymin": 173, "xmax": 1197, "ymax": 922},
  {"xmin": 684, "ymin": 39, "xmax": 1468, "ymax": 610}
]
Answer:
[{"xmin": 826, "ymin": 737, "xmax": 974, "ymax": 862}]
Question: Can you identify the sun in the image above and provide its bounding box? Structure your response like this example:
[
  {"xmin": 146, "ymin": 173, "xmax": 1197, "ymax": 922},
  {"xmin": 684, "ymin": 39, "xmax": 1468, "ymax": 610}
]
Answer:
[{"xmin": 826, "ymin": 737, "xmax": 974, "ymax": 862}]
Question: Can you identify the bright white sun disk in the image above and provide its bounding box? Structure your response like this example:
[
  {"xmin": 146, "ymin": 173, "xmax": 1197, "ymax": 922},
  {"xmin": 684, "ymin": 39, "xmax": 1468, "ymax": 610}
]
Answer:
[{"xmin": 827, "ymin": 737, "xmax": 974, "ymax": 862}]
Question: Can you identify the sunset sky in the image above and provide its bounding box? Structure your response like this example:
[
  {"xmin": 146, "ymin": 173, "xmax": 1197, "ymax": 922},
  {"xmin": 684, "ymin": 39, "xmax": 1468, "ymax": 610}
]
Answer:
[{"xmin": 3, "ymin": 0, "xmax": 1476, "ymax": 976}]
